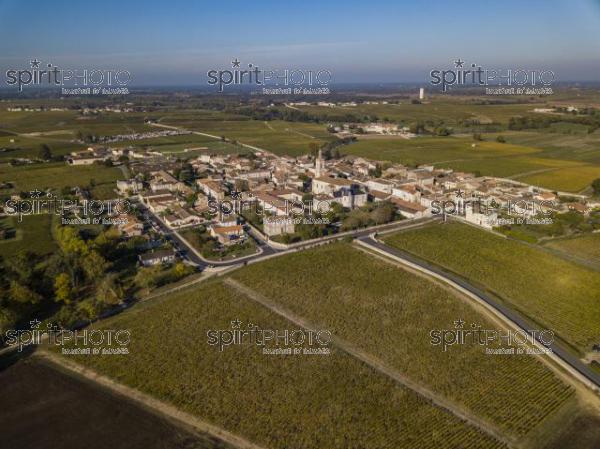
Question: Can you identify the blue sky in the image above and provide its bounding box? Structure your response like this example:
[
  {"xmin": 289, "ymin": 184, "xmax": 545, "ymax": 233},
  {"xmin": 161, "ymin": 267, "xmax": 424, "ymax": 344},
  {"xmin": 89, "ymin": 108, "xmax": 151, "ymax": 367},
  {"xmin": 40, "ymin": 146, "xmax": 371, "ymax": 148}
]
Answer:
[{"xmin": 1, "ymin": 0, "xmax": 599, "ymax": 84}]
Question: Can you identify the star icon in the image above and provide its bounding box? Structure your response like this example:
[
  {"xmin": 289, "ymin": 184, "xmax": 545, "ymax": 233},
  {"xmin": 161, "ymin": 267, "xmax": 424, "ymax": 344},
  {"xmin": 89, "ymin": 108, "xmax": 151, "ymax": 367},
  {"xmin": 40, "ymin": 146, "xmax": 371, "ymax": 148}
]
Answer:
[
  {"xmin": 231, "ymin": 58, "xmax": 241, "ymax": 68},
  {"xmin": 30, "ymin": 58, "xmax": 41, "ymax": 68},
  {"xmin": 455, "ymin": 189, "xmax": 465, "ymax": 198},
  {"xmin": 30, "ymin": 319, "xmax": 41, "ymax": 329},
  {"xmin": 453, "ymin": 319, "xmax": 465, "ymax": 329},
  {"xmin": 30, "ymin": 189, "xmax": 42, "ymax": 198},
  {"xmin": 454, "ymin": 58, "xmax": 465, "ymax": 68},
  {"xmin": 230, "ymin": 190, "xmax": 242, "ymax": 200},
  {"xmin": 231, "ymin": 318, "xmax": 242, "ymax": 329}
]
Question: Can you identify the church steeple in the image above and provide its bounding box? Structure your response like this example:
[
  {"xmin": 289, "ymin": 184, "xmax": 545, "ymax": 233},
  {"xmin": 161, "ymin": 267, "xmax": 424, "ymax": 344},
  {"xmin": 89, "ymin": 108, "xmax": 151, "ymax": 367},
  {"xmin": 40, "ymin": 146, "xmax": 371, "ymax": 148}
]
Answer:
[{"xmin": 316, "ymin": 149, "xmax": 323, "ymax": 177}]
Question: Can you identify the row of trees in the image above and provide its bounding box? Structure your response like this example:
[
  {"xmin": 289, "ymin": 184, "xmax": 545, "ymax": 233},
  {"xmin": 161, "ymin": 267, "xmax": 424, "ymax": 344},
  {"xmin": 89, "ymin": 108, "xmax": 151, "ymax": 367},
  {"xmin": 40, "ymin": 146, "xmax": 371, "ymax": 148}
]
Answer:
[{"xmin": 508, "ymin": 114, "xmax": 600, "ymax": 131}]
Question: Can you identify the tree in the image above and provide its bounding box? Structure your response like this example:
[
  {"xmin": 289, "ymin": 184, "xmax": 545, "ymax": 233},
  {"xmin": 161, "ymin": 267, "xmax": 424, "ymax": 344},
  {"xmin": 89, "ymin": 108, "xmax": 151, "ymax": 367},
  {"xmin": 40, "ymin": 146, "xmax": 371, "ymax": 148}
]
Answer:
[
  {"xmin": 96, "ymin": 273, "xmax": 124, "ymax": 305},
  {"xmin": 370, "ymin": 201, "xmax": 396, "ymax": 224},
  {"xmin": 496, "ymin": 135, "xmax": 506, "ymax": 143},
  {"xmin": 178, "ymin": 163, "xmax": 194, "ymax": 183},
  {"xmin": 5, "ymin": 251, "xmax": 36, "ymax": 284},
  {"xmin": 56, "ymin": 226, "xmax": 88, "ymax": 256},
  {"xmin": 434, "ymin": 126, "xmax": 451, "ymax": 136},
  {"xmin": 135, "ymin": 265, "xmax": 163, "ymax": 289},
  {"xmin": 9, "ymin": 281, "xmax": 42, "ymax": 304},
  {"xmin": 81, "ymin": 250, "xmax": 109, "ymax": 282},
  {"xmin": 77, "ymin": 299, "xmax": 98, "ymax": 321},
  {"xmin": 592, "ymin": 178, "xmax": 600, "ymax": 195},
  {"xmin": 472, "ymin": 133, "xmax": 483, "ymax": 141},
  {"xmin": 38, "ymin": 144, "xmax": 52, "ymax": 161},
  {"xmin": 369, "ymin": 164, "xmax": 382, "ymax": 178},
  {"xmin": 173, "ymin": 262, "xmax": 191, "ymax": 280},
  {"xmin": 409, "ymin": 122, "xmax": 425, "ymax": 135},
  {"xmin": 54, "ymin": 273, "xmax": 72, "ymax": 304},
  {"xmin": 0, "ymin": 307, "xmax": 18, "ymax": 335}
]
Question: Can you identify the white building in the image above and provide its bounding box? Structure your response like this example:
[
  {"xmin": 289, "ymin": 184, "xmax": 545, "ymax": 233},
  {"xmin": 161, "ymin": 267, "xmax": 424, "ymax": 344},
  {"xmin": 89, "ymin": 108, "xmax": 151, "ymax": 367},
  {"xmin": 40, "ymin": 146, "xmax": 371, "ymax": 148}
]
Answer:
[
  {"xmin": 463, "ymin": 204, "xmax": 497, "ymax": 229},
  {"xmin": 197, "ymin": 179, "xmax": 226, "ymax": 200},
  {"xmin": 366, "ymin": 178, "xmax": 394, "ymax": 194},
  {"xmin": 391, "ymin": 198, "xmax": 430, "ymax": 219},
  {"xmin": 392, "ymin": 184, "xmax": 421, "ymax": 203},
  {"xmin": 312, "ymin": 176, "xmax": 353, "ymax": 195},
  {"xmin": 264, "ymin": 216, "xmax": 295, "ymax": 236},
  {"xmin": 139, "ymin": 249, "xmax": 177, "ymax": 266},
  {"xmin": 116, "ymin": 179, "xmax": 143, "ymax": 195},
  {"xmin": 238, "ymin": 169, "xmax": 271, "ymax": 181}
]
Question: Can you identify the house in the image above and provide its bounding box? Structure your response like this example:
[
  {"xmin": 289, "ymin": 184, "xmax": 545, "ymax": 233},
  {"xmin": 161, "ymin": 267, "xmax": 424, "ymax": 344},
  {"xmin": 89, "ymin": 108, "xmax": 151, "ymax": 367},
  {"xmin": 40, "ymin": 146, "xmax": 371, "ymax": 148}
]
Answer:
[
  {"xmin": 565, "ymin": 202, "xmax": 589, "ymax": 215},
  {"xmin": 139, "ymin": 249, "xmax": 177, "ymax": 266},
  {"xmin": 463, "ymin": 204, "xmax": 498, "ymax": 229},
  {"xmin": 197, "ymin": 179, "xmax": 226, "ymax": 200},
  {"xmin": 252, "ymin": 191, "xmax": 289, "ymax": 216},
  {"xmin": 163, "ymin": 207, "xmax": 202, "ymax": 228},
  {"xmin": 312, "ymin": 176, "xmax": 367, "ymax": 209},
  {"xmin": 272, "ymin": 188, "xmax": 304, "ymax": 203},
  {"xmin": 237, "ymin": 169, "xmax": 271, "ymax": 181},
  {"xmin": 363, "ymin": 123, "xmax": 398, "ymax": 134},
  {"xmin": 149, "ymin": 170, "xmax": 181, "ymax": 192},
  {"xmin": 392, "ymin": 184, "xmax": 421, "ymax": 203},
  {"xmin": 312, "ymin": 194, "xmax": 336, "ymax": 213},
  {"xmin": 217, "ymin": 213, "xmax": 239, "ymax": 227},
  {"xmin": 383, "ymin": 166, "xmax": 408, "ymax": 178},
  {"xmin": 140, "ymin": 190, "xmax": 174, "ymax": 203},
  {"xmin": 146, "ymin": 196, "xmax": 178, "ymax": 213},
  {"xmin": 66, "ymin": 147, "xmax": 108, "ymax": 165},
  {"xmin": 441, "ymin": 178, "xmax": 459, "ymax": 190},
  {"xmin": 67, "ymin": 154, "xmax": 105, "ymax": 165},
  {"xmin": 366, "ymin": 178, "xmax": 394, "ymax": 194},
  {"xmin": 408, "ymin": 170, "xmax": 435, "ymax": 187},
  {"xmin": 534, "ymin": 191, "xmax": 557, "ymax": 203},
  {"xmin": 332, "ymin": 188, "xmax": 368, "ymax": 209},
  {"xmin": 117, "ymin": 179, "xmax": 143, "ymax": 195},
  {"xmin": 117, "ymin": 214, "xmax": 144, "ymax": 237},
  {"xmin": 264, "ymin": 216, "xmax": 295, "ymax": 236},
  {"xmin": 210, "ymin": 224, "xmax": 245, "ymax": 246},
  {"xmin": 140, "ymin": 191, "xmax": 180, "ymax": 213},
  {"xmin": 370, "ymin": 189, "xmax": 392, "ymax": 202},
  {"xmin": 312, "ymin": 176, "xmax": 354, "ymax": 195},
  {"xmin": 391, "ymin": 198, "xmax": 429, "ymax": 219}
]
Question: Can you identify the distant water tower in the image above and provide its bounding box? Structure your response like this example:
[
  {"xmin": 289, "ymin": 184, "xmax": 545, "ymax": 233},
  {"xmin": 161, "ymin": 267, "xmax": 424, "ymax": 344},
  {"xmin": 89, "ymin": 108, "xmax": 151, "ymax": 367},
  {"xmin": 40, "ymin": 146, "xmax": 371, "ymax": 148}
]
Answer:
[{"xmin": 419, "ymin": 87, "xmax": 425, "ymax": 100}]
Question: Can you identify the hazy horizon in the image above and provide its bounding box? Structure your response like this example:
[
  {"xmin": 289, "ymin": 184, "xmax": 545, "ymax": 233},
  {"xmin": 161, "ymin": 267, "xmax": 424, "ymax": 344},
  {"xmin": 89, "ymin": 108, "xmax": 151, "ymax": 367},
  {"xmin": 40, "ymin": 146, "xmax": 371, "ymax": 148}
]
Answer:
[{"xmin": 1, "ymin": 0, "xmax": 600, "ymax": 86}]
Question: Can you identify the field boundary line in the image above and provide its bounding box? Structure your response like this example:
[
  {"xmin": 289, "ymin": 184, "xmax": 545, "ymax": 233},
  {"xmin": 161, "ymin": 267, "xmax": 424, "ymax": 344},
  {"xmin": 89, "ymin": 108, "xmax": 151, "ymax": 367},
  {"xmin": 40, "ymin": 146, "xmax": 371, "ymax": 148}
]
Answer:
[
  {"xmin": 223, "ymin": 277, "xmax": 514, "ymax": 447},
  {"xmin": 34, "ymin": 350, "xmax": 269, "ymax": 449}
]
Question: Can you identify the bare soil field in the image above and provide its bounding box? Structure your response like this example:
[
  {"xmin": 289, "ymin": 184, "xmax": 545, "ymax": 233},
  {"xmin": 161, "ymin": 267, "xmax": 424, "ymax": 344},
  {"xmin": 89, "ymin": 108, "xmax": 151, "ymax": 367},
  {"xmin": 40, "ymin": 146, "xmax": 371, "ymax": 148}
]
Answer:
[{"xmin": 0, "ymin": 353, "xmax": 232, "ymax": 449}]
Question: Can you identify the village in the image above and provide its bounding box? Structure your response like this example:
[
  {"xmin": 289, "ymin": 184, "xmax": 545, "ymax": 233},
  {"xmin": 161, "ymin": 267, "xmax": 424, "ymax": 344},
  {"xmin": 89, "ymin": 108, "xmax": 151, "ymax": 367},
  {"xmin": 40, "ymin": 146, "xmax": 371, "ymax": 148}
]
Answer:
[{"xmin": 57, "ymin": 133, "xmax": 599, "ymax": 266}]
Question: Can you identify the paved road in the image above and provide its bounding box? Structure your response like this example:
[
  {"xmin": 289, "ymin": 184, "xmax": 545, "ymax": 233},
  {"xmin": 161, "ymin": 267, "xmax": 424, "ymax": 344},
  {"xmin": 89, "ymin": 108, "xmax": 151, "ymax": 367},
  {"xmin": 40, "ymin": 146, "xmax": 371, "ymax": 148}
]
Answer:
[
  {"xmin": 138, "ymin": 203, "xmax": 279, "ymax": 269},
  {"xmin": 139, "ymin": 199, "xmax": 439, "ymax": 270},
  {"xmin": 358, "ymin": 234, "xmax": 600, "ymax": 391}
]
